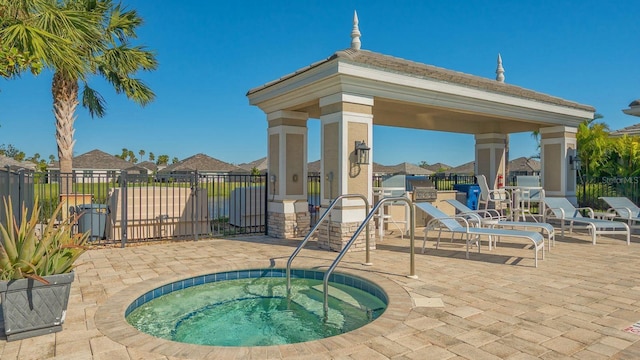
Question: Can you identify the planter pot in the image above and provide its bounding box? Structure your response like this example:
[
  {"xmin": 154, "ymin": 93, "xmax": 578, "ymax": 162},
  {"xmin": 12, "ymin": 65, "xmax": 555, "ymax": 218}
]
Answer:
[{"xmin": 0, "ymin": 272, "xmax": 74, "ymax": 341}]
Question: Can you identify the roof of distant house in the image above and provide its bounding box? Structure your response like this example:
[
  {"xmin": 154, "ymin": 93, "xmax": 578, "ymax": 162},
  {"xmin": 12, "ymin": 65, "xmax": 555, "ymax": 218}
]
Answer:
[
  {"xmin": 447, "ymin": 161, "xmax": 475, "ymax": 175},
  {"xmin": 0, "ymin": 155, "xmax": 36, "ymax": 171},
  {"xmin": 158, "ymin": 153, "xmax": 243, "ymax": 173},
  {"xmin": 374, "ymin": 162, "xmax": 434, "ymax": 175},
  {"xmin": 424, "ymin": 162, "xmax": 451, "ymax": 173},
  {"xmin": 610, "ymin": 123, "xmax": 640, "ymax": 137},
  {"xmin": 49, "ymin": 149, "xmax": 132, "ymax": 170},
  {"xmin": 134, "ymin": 161, "xmax": 158, "ymax": 172},
  {"xmin": 238, "ymin": 157, "xmax": 268, "ymax": 171},
  {"xmin": 509, "ymin": 156, "xmax": 541, "ymax": 172}
]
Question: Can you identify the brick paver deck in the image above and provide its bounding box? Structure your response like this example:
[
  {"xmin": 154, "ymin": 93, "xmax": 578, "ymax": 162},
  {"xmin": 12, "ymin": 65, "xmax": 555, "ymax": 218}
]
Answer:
[{"xmin": 1, "ymin": 227, "xmax": 639, "ymax": 359}]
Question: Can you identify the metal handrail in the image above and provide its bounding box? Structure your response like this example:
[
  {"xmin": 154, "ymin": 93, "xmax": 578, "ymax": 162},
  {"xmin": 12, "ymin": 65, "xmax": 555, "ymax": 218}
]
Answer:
[
  {"xmin": 322, "ymin": 196, "xmax": 417, "ymax": 319},
  {"xmin": 286, "ymin": 194, "xmax": 370, "ymax": 296}
]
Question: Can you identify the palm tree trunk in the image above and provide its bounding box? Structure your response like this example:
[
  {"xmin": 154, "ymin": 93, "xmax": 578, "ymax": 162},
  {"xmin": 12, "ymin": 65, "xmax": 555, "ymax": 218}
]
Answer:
[{"xmin": 52, "ymin": 72, "xmax": 79, "ymax": 194}]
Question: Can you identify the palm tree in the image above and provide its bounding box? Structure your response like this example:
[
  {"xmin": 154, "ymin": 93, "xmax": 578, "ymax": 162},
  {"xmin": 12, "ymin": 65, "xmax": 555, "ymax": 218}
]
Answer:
[
  {"xmin": 576, "ymin": 114, "xmax": 609, "ymax": 178},
  {"xmin": 2, "ymin": 1, "xmax": 157, "ymax": 191},
  {"xmin": 52, "ymin": 1, "xmax": 156, "ymax": 191},
  {"xmin": 0, "ymin": 0, "xmax": 93, "ymax": 77}
]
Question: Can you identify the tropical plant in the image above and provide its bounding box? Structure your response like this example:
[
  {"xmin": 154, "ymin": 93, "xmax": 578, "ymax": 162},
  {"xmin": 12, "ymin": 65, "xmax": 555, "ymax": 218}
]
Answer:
[
  {"xmin": 0, "ymin": 197, "xmax": 88, "ymax": 283},
  {"xmin": 2, "ymin": 0, "xmax": 157, "ymax": 189},
  {"xmin": 610, "ymin": 135, "xmax": 640, "ymax": 177},
  {"xmin": 576, "ymin": 114, "xmax": 610, "ymax": 178},
  {"xmin": 0, "ymin": 45, "xmax": 42, "ymax": 78},
  {"xmin": 156, "ymin": 154, "xmax": 169, "ymax": 165}
]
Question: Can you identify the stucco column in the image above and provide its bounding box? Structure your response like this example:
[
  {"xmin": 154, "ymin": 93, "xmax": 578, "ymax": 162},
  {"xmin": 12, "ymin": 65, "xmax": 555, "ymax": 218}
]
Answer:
[
  {"xmin": 318, "ymin": 93, "xmax": 374, "ymax": 252},
  {"xmin": 540, "ymin": 126, "xmax": 578, "ymax": 205},
  {"xmin": 266, "ymin": 110, "xmax": 309, "ymax": 238},
  {"xmin": 475, "ymin": 133, "xmax": 508, "ymax": 188}
]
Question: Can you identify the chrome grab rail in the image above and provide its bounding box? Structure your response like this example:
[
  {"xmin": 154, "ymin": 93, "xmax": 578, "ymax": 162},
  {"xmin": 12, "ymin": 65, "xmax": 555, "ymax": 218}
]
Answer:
[
  {"xmin": 322, "ymin": 196, "xmax": 416, "ymax": 320},
  {"xmin": 286, "ymin": 194, "xmax": 370, "ymax": 296}
]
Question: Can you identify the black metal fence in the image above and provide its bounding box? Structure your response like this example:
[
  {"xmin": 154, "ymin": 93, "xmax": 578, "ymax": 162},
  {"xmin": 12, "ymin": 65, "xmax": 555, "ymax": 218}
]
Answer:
[
  {"xmin": 372, "ymin": 174, "xmax": 477, "ymax": 190},
  {"xmin": 0, "ymin": 168, "xmax": 35, "ymax": 228},
  {"xmin": 7, "ymin": 167, "xmax": 637, "ymax": 244},
  {"xmin": 577, "ymin": 176, "xmax": 640, "ymax": 210},
  {"xmin": 0, "ymin": 168, "xmax": 269, "ymax": 246}
]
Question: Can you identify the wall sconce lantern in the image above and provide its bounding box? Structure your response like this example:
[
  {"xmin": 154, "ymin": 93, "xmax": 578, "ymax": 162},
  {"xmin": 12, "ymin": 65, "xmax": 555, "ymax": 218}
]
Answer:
[
  {"xmin": 354, "ymin": 140, "xmax": 370, "ymax": 165},
  {"xmin": 569, "ymin": 152, "xmax": 581, "ymax": 171}
]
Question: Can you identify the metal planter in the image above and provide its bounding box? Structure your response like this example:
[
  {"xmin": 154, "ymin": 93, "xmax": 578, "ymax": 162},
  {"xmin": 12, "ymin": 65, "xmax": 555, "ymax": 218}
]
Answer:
[{"xmin": 0, "ymin": 272, "xmax": 74, "ymax": 341}]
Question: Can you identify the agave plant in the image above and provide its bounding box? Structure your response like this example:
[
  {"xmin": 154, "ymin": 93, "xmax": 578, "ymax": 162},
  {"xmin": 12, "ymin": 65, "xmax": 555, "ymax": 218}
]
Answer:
[{"xmin": 0, "ymin": 197, "xmax": 88, "ymax": 283}]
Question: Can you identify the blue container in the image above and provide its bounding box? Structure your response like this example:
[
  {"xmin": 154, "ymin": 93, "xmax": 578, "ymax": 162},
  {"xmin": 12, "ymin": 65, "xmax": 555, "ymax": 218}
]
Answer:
[{"xmin": 453, "ymin": 184, "xmax": 481, "ymax": 210}]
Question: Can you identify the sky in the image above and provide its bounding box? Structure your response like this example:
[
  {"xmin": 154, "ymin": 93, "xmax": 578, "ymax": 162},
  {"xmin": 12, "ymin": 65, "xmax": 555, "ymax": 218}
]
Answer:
[{"xmin": 1, "ymin": 0, "xmax": 638, "ymax": 168}]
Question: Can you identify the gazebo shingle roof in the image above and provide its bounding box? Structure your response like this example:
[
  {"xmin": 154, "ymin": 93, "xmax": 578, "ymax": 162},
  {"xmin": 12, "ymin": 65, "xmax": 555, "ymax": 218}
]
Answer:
[{"xmin": 248, "ymin": 48, "xmax": 595, "ymax": 113}]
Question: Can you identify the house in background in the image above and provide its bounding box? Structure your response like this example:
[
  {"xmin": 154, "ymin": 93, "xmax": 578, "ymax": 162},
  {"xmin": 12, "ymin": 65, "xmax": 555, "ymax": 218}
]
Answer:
[
  {"xmin": 0, "ymin": 155, "xmax": 36, "ymax": 171},
  {"xmin": 610, "ymin": 99, "xmax": 640, "ymax": 136},
  {"xmin": 132, "ymin": 161, "xmax": 158, "ymax": 174},
  {"xmin": 424, "ymin": 162, "xmax": 451, "ymax": 173},
  {"xmin": 610, "ymin": 124, "xmax": 640, "ymax": 137},
  {"xmin": 307, "ymin": 160, "xmax": 433, "ymax": 177},
  {"xmin": 373, "ymin": 162, "xmax": 433, "ymax": 176},
  {"xmin": 623, "ymin": 99, "xmax": 640, "ymax": 117},
  {"xmin": 48, "ymin": 149, "xmax": 133, "ymax": 181},
  {"xmin": 447, "ymin": 161, "xmax": 475, "ymax": 175},
  {"xmin": 157, "ymin": 153, "xmax": 245, "ymax": 181},
  {"xmin": 508, "ymin": 156, "xmax": 540, "ymax": 176},
  {"xmin": 238, "ymin": 157, "xmax": 268, "ymax": 173}
]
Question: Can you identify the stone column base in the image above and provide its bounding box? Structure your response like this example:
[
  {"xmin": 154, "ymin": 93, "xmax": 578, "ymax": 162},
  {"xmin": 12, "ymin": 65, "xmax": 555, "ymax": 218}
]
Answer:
[
  {"xmin": 267, "ymin": 210, "xmax": 310, "ymax": 238},
  {"xmin": 316, "ymin": 221, "xmax": 376, "ymax": 252}
]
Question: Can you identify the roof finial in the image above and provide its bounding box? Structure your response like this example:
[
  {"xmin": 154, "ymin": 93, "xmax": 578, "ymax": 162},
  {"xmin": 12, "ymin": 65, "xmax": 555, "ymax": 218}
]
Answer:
[
  {"xmin": 351, "ymin": 10, "xmax": 361, "ymax": 50},
  {"xmin": 496, "ymin": 53, "xmax": 505, "ymax": 83}
]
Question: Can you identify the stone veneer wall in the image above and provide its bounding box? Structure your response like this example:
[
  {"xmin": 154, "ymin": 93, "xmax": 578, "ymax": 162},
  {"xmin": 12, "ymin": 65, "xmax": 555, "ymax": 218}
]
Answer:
[
  {"xmin": 316, "ymin": 221, "xmax": 376, "ymax": 252},
  {"xmin": 267, "ymin": 211, "xmax": 310, "ymax": 238}
]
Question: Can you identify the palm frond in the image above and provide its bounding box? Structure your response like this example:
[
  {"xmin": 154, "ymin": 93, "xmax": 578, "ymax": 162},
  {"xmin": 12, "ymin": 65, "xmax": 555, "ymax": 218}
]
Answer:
[
  {"xmin": 106, "ymin": 4, "xmax": 142, "ymax": 43},
  {"xmin": 81, "ymin": 83, "xmax": 106, "ymax": 118}
]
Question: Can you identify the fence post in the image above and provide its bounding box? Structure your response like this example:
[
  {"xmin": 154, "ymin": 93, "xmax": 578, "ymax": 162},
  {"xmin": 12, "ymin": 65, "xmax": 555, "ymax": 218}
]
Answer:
[
  {"xmin": 17, "ymin": 169, "xmax": 24, "ymax": 220},
  {"xmin": 120, "ymin": 170, "xmax": 128, "ymax": 248},
  {"xmin": 193, "ymin": 171, "xmax": 198, "ymax": 241},
  {"xmin": 264, "ymin": 172, "xmax": 269, "ymax": 236},
  {"xmin": 4, "ymin": 166, "xmax": 10, "ymax": 203}
]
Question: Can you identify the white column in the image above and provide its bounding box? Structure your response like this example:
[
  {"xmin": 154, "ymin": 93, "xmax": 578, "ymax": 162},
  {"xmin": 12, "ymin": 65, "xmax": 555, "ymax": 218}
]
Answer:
[
  {"xmin": 266, "ymin": 110, "xmax": 309, "ymax": 238},
  {"xmin": 318, "ymin": 93, "xmax": 374, "ymax": 251},
  {"xmin": 474, "ymin": 133, "xmax": 507, "ymax": 188},
  {"xmin": 540, "ymin": 126, "xmax": 578, "ymax": 204}
]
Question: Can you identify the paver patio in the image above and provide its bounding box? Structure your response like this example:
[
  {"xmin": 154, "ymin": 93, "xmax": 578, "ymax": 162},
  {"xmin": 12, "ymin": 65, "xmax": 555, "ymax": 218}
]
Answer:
[{"xmin": 1, "ymin": 226, "xmax": 640, "ymax": 359}]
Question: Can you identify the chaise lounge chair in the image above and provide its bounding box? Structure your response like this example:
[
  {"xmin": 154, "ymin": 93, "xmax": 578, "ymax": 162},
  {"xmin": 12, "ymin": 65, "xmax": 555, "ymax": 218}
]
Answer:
[
  {"xmin": 416, "ymin": 202, "xmax": 544, "ymax": 267},
  {"xmin": 543, "ymin": 197, "xmax": 630, "ymax": 245},
  {"xmin": 445, "ymin": 199, "xmax": 555, "ymax": 251},
  {"xmin": 599, "ymin": 196, "xmax": 640, "ymax": 230}
]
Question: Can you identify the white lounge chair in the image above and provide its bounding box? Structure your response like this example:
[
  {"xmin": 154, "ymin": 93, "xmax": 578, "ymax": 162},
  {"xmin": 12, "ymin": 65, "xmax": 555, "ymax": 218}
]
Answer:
[
  {"xmin": 543, "ymin": 197, "xmax": 630, "ymax": 245},
  {"xmin": 599, "ymin": 196, "xmax": 640, "ymax": 229},
  {"xmin": 445, "ymin": 199, "xmax": 555, "ymax": 251},
  {"xmin": 477, "ymin": 175, "xmax": 512, "ymax": 219},
  {"xmin": 416, "ymin": 202, "xmax": 544, "ymax": 267}
]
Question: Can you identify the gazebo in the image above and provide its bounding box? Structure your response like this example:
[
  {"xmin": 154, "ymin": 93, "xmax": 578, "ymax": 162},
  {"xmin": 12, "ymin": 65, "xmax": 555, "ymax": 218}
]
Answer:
[{"xmin": 247, "ymin": 12, "xmax": 594, "ymax": 250}]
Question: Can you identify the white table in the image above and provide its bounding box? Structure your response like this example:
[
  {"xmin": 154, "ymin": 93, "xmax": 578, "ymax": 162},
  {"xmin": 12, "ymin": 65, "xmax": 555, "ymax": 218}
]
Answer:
[{"xmin": 504, "ymin": 186, "xmax": 545, "ymax": 222}]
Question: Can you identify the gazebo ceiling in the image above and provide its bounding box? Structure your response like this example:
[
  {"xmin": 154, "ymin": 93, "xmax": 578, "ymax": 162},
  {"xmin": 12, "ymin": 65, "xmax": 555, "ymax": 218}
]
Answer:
[{"xmin": 248, "ymin": 20, "xmax": 594, "ymax": 135}]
